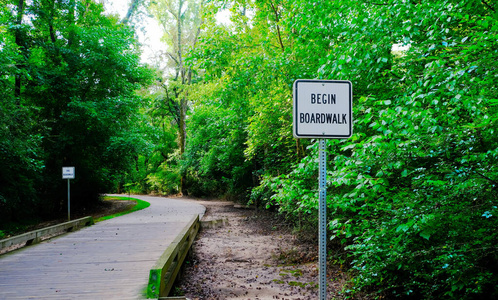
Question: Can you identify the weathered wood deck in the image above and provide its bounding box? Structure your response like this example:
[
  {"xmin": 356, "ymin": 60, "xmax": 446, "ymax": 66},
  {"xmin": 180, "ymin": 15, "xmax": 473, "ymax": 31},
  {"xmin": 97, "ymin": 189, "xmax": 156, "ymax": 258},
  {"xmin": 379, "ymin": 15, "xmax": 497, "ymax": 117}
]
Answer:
[{"xmin": 0, "ymin": 195, "xmax": 205, "ymax": 300}]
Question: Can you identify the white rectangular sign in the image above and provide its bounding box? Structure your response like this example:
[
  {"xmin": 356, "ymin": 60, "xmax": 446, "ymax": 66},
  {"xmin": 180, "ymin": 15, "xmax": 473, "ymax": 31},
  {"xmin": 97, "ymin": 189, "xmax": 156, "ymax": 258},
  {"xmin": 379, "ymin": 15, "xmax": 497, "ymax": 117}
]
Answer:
[
  {"xmin": 62, "ymin": 167, "xmax": 75, "ymax": 179},
  {"xmin": 293, "ymin": 80, "xmax": 352, "ymax": 139}
]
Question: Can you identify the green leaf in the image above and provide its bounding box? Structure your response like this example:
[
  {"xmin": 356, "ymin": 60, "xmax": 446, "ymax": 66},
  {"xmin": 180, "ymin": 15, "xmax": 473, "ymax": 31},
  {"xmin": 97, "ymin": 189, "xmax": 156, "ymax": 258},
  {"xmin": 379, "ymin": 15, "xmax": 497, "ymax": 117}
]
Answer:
[{"xmin": 420, "ymin": 230, "xmax": 431, "ymax": 240}]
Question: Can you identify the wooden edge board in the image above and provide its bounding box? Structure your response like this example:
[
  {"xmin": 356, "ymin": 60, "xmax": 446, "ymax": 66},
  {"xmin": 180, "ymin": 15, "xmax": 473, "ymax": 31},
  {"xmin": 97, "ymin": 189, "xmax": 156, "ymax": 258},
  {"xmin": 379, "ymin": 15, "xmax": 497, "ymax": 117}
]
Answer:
[
  {"xmin": 147, "ymin": 215, "xmax": 200, "ymax": 299},
  {"xmin": 0, "ymin": 216, "xmax": 94, "ymax": 252}
]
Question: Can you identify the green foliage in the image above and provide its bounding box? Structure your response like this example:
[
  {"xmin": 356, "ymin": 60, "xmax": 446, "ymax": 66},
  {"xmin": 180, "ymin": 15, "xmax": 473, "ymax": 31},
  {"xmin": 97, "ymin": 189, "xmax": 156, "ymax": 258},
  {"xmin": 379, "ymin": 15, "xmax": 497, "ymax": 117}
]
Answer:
[
  {"xmin": 184, "ymin": 0, "xmax": 311, "ymax": 199},
  {"xmin": 263, "ymin": 146, "xmax": 319, "ymax": 216},
  {"xmin": 1, "ymin": 0, "xmax": 153, "ymax": 220},
  {"xmin": 146, "ymin": 161, "xmax": 181, "ymax": 194},
  {"xmin": 0, "ymin": 97, "xmax": 43, "ymax": 221},
  {"xmin": 0, "ymin": 3, "xmax": 43, "ymax": 222},
  {"xmin": 261, "ymin": 0, "xmax": 498, "ymax": 298},
  {"xmin": 182, "ymin": 86, "xmax": 253, "ymax": 197},
  {"xmin": 116, "ymin": 80, "xmax": 182, "ymax": 196},
  {"xmin": 3, "ymin": 0, "xmax": 498, "ymax": 297},
  {"xmin": 175, "ymin": 0, "xmax": 498, "ymax": 297},
  {"xmin": 31, "ymin": 3, "xmax": 152, "ymax": 212}
]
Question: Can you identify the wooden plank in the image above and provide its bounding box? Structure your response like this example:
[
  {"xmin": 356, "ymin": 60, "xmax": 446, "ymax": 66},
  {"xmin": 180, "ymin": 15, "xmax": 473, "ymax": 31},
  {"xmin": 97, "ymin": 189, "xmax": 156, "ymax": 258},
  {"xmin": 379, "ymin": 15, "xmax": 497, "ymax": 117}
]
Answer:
[{"xmin": 0, "ymin": 195, "xmax": 205, "ymax": 299}]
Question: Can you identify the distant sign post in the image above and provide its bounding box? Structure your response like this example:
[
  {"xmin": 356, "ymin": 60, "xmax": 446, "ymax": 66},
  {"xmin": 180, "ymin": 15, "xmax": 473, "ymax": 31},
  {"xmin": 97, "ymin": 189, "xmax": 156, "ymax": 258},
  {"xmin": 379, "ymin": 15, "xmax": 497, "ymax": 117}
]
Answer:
[
  {"xmin": 293, "ymin": 80, "xmax": 352, "ymax": 300},
  {"xmin": 62, "ymin": 167, "xmax": 75, "ymax": 221}
]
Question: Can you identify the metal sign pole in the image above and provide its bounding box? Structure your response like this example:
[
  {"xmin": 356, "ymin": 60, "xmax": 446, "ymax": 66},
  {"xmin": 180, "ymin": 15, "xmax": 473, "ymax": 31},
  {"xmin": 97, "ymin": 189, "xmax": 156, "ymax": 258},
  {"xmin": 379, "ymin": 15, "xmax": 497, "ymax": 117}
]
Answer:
[
  {"xmin": 67, "ymin": 179, "xmax": 71, "ymax": 221},
  {"xmin": 319, "ymin": 138, "xmax": 327, "ymax": 299},
  {"xmin": 293, "ymin": 79, "xmax": 352, "ymax": 300},
  {"xmin": 62, "ymin": 166, "xmax": 75, "ymax": 221}
]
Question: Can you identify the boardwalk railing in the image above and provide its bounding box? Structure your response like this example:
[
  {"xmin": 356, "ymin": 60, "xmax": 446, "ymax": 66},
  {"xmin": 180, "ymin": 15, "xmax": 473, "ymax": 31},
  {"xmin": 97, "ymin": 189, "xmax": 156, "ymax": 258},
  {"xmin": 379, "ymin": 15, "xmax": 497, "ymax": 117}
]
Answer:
[
  {"xmin": 0, "ymin": 216, "xmax": 94, "ymax": 253},
  {"xmin": 147, "ymin": 215, "xmax": 200, "ymax": 299}
]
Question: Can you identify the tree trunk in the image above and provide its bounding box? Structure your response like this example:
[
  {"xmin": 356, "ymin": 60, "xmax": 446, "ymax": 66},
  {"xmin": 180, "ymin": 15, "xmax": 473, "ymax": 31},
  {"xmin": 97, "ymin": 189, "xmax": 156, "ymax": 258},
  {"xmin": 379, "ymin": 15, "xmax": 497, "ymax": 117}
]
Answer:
[
  {"xmin": 67, "ymin": 0, "xmax": 76, "ymax": 47},
  {"xmin": 121, "ymin": 0, "xmax": 140, "ymax": 25},
  {"xmin": 14, "ymin": 0, "xmax": 25, "ymax": 100}
]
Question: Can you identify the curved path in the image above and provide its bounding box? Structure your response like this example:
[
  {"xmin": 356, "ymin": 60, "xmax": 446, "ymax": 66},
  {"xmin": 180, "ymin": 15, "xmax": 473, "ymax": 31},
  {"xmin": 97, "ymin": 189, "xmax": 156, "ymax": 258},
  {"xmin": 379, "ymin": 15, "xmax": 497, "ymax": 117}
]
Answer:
[{"xmin": 0, "ymin": 195, "xmax": 205, "ymax": 300}]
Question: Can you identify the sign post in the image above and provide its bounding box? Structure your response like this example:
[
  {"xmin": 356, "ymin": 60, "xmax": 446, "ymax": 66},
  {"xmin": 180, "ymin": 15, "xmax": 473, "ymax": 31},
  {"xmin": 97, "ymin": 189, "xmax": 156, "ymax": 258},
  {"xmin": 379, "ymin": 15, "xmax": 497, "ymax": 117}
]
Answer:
[
  {"xmin": 62, "ymin": 167, "xmax": 75, "ymax": 221},
  {"xmin": 293, "ymin": 80, "xmax": 352, "ymax": 300},
  {"xmin": 318, "ymin": 138, "xmax": 327, "ymax": 299}
]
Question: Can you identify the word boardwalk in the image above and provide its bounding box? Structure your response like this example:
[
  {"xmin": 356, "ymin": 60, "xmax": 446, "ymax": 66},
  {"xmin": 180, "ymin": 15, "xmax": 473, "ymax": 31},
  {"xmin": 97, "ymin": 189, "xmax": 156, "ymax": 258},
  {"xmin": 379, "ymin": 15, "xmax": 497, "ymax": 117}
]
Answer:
[{"xmin": 300, "ymin": 112, "xmax": 347, "ymax": 124}]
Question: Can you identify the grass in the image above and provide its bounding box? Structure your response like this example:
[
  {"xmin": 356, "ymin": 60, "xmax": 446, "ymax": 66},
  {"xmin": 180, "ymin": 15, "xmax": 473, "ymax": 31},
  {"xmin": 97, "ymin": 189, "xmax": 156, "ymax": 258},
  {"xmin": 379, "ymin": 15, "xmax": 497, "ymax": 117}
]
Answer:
[
  {"xmin": 95, "ymin": 196, "xmax": 150, "ymax": 222},
  {"xmin": 0, "ymin": 196, "xmax": 150, "ymax": 240}
]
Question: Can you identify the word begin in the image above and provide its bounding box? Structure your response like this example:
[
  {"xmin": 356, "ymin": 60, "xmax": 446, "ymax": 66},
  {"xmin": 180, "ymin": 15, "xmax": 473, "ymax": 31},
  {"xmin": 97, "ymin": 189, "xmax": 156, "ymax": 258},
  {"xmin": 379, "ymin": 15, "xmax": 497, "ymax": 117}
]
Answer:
[{"xmin": 311, "ymin": 93, "xmax": 336, "ymax": 104}]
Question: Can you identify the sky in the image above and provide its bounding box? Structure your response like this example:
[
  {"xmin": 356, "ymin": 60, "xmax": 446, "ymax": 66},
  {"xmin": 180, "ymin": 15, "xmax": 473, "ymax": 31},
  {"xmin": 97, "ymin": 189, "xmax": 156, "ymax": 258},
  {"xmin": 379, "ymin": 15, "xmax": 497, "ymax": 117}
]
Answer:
[{"xmin": 103, "ymin": 0, "xmax": 164, "ymax": 65}]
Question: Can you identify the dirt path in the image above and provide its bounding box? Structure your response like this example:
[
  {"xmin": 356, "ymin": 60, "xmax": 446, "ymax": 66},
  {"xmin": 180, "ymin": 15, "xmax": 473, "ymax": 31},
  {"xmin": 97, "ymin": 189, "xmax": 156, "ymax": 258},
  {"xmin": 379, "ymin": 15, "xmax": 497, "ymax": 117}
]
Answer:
[{"xmin": 177, "ymin": 200, "xmax": 348, "ymax": 300}]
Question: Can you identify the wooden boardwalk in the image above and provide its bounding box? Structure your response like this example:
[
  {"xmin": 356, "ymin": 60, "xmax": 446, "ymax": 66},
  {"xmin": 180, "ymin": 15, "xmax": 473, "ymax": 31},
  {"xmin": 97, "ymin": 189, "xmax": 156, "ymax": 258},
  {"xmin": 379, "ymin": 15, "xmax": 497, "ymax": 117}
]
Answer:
[{"xmin": 0, "ymin": 195, "xmax": 205, "ymax": 300}]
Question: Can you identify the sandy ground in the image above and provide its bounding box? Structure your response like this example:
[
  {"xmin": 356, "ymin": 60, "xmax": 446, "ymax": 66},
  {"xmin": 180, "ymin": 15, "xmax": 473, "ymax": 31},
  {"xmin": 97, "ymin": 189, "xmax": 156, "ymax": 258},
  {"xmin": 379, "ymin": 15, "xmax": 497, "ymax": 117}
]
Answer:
[{"xmin": 177, "ymin": 200, "xmax": 348, "ymax": 300}]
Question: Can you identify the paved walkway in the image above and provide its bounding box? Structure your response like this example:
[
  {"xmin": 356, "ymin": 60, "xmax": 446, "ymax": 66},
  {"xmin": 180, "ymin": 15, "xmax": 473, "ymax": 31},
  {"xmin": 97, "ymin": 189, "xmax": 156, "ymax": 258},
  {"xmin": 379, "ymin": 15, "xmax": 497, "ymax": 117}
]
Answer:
[{"xmin": 0, "ymin": 195, "xmax": 205, "ymax": 300}]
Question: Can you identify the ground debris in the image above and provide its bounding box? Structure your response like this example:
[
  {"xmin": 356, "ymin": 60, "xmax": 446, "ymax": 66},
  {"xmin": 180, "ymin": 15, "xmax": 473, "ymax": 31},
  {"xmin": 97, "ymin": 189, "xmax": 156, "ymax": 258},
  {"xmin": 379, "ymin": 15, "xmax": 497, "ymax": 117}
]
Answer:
[{"xmin": 177, "ymin": 200, "xmax": 347, "ymax": 299}]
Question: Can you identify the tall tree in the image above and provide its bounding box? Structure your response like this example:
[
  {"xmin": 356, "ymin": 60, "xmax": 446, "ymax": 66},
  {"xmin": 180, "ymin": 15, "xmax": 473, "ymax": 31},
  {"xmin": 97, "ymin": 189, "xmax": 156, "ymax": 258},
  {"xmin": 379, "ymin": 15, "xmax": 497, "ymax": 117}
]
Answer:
[
  {"xmin": 0, "ymin": 0, "xmax": 43, "ymax": 222},
  {"xmin": 180, "ymin": 0, "xmax": 311, "ymax": 198},
  {"xmin": 13, "ymin": 0, "xmax": 24, "ymax": 99},
  {"xmin": 149, "ymin": 0, "xmax": 204, "ymax": 193}
]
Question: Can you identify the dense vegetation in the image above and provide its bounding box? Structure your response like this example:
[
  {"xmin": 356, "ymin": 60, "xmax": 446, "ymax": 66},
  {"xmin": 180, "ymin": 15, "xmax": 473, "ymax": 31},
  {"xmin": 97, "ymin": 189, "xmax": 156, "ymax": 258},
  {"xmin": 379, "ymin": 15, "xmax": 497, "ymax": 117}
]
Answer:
[
  {"xmin": 2, "ymin": 0, "xmax": 497, "ymax": 298},
  {"xmin": 0, "ymin": 0, "xmax": 152, "ymax": 222}
]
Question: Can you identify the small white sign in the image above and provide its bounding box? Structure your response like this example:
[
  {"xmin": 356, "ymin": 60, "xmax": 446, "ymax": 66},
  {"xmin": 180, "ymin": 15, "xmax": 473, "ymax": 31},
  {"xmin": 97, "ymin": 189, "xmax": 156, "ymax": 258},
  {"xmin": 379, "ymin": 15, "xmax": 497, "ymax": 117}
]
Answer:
[
  {"xmin": 293, "ymin": 80, "xmax": 353, "ymax": 139},
  {"xmin": 62, "ymin": 167, "xmax": 75, "ymax": 179}
]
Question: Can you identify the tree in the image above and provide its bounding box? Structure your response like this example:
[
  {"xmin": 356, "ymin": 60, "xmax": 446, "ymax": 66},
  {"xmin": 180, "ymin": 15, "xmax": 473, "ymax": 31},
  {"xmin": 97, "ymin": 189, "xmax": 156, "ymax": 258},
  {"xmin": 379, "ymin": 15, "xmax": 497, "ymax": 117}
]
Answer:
[
  {"xmin": 0, "ymin": 2, "xmax": 43, "ymax": 221},
  {"xmin": 182, "ymin": 0, "xmax": 313, "ymax": 199},
  {"xmin": 148, "ymin": 0, "xmax": 205, "ymax": 193},
  {"xmin": 184, "ymin": 0, "xmax": 498, "ymax": 297},
  {"xmin": 265, "ymin": 0, "xmax": 498, "ymax": 298},
  {"xmin": 0, "ymin": 0, "xmax": 152, "ymax": 221}
]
